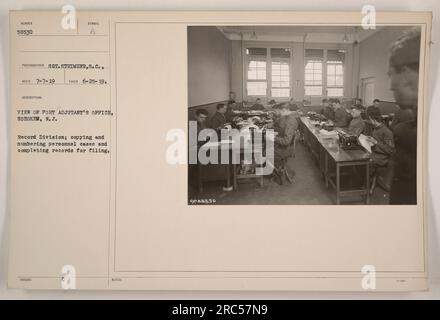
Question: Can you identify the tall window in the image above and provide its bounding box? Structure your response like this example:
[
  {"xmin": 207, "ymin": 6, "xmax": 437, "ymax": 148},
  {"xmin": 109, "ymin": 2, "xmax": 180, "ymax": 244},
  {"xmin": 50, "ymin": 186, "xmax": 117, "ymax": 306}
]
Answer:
[
  {"xmin": 304, "ymin": 48, "xmax": 345, "ymax": 98},
  {"xmin": 326, "ymin": 49, "xmax": 345, "ymax": 97},
  {"xmin": 245, "ymin": 47, "xmax": 291, "ymax": 99},
  {"xmin": 304, "ymin": 49, "xmax": 324, "ymax": 96},
  {"xmin": 246, "ymin": 48, "xmax": 267, "ymax": 96},
  {"xmin": 271, "ymin": 48, "xmax": 290, "ymax": 98}
]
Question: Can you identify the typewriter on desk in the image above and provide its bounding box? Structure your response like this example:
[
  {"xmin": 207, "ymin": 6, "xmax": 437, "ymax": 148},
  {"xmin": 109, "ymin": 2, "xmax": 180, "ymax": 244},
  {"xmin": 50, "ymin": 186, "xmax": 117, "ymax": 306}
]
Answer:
[
  {"xmin": 307, "ymin": 111, "xmax": 326, "ymax": 122},
  {"xmin": 336, "ymin": 129, "xmax": 359, "ymax": 150}
]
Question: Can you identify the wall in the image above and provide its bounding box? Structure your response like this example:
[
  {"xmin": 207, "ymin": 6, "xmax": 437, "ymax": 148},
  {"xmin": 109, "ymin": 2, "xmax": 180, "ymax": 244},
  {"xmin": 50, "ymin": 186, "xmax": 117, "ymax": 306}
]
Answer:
[
  {"xmin": 188, "ymin": 26, "xmax": 232, "ymax": 107},
  {"xmin": 358, "ymin": 26, "xmax": 412, "ymax": 103},
  {"xmin": 230, "ymin": 40, "xmax": 244, "ymax": 101}
]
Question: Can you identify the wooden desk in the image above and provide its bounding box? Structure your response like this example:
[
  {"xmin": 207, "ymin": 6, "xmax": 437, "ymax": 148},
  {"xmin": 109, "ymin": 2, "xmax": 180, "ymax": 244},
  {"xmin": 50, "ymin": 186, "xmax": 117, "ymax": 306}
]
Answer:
[
  {"xmin": 299, "ymin": 117, "xmax": 371, "ymax": 204},
  {"xmin": 193, "ymin": 130, "xmax": 266, "ymax": 192}
]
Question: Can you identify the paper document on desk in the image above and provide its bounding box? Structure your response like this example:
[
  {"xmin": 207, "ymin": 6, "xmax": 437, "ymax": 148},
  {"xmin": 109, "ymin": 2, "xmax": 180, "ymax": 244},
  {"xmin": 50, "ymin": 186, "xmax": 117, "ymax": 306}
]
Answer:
[
  {"xmin": 319, "ymin": 129, "xmax": 338, "ymax": 137},
  {"xmin": 358, "ymin": 134, "xmax": 373, "ymax": 153}
]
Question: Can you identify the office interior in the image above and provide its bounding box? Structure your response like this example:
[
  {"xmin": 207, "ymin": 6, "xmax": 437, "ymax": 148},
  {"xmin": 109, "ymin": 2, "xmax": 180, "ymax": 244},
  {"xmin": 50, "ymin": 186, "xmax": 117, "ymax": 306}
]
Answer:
[{"xmin": 187, "ymin": 25, "xmax": 415, "ymax": 205}]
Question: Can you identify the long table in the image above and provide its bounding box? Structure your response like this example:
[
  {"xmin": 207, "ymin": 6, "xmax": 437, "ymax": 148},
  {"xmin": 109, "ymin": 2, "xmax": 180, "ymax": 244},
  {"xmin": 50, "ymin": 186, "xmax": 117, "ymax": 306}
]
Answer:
[
  {"xmin": 193, "ymin": 128, "xmax": 266, "ymax": 193},
  {"xmin": 299, "ymin": 117, "xmax": 371, "ymax": 204}
]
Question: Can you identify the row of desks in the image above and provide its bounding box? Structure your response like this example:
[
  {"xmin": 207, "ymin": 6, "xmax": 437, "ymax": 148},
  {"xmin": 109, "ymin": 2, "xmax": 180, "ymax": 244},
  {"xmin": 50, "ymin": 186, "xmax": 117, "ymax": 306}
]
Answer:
[
  {"xmin": 299, "ymin": 117, "xmax": 371, "ymax": 204},
  {"xmin": 194, "ymin": 129, "xmax": 268, "ymax": 193}
]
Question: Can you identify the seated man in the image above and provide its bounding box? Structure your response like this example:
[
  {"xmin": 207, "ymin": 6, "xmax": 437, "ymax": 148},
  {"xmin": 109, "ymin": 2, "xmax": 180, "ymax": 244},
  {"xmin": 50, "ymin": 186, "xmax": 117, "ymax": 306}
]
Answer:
[
  {"xmin": 210, "ymin": 103, "xmax": 228, "ymax": 129},
  {"xmin": 332, "ymin": 98, "xmax": 350, "ymax": 127},
  {"xmin": 320, "ymin": 98, "xmax": 334, "ymax": 120},
  {"xmin": 347, "ymin": 105, "xmax": 366, "ymax": 135},
  {"xmin": 353, "ymin": 98, "xmax": 363, "ymax": 107},
  {"xmin": 194, "ymin": 108, "xmax": 208, "ymax": 135},
  {"xmin": 188, "ymin": 108, "xmax": 209, "ymax": 194},
  {"xmin": 251, "ymin": 98, "xmax": 265, "ymax": 110},
  {"xmin": 272, "ymin": 102, "xmax": 298, "ymax": 184},
  {"xmin": 366, "ymin": 106, "xmax": 395, "ymax": 182},
  {"xmin": 373, "ymin": 99, "xmax": 381, "ymax": 108},
  {"xmin": 228, "ymin": 91, "xmax": 236, "ymax": 104},
  {"xmin": 225, "ymin": 101, "xmax": 238, "ymax": 122}
]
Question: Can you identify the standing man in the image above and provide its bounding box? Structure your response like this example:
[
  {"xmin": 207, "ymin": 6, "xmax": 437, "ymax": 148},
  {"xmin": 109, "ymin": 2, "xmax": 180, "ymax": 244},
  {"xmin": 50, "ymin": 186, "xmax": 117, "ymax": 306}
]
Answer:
[
  {"xmin": 390, "ymin": 107, "xmax": 415, "ymax": 131},
  {"xmin": 272, "ymin": 102, "xmax": 298, "ymax": 184},
  {"xmin": 332, "ymin": 99, "xmax": 350, "ymax": 128},
  {"xmin": 388, "ymin": 28, "xmax": 420, "ymax": 205}
]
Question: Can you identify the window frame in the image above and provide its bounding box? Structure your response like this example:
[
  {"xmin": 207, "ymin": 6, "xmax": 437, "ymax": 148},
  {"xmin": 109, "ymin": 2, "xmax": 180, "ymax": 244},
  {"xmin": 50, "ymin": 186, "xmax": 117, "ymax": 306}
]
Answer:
[
  {"xmin": 303, "ymin": 46, "xmax": 346, "ymax": 99},
  {"xmin": 304, "ymin": 56, "xmax": 324, "ymax": 97},
  {"xmin": 326, "ymin": 59, "xmax": 344, "ymax": 98},
  {"xmin": 244, "ymin": 44, "xmax": 292, "ymax": 100}
]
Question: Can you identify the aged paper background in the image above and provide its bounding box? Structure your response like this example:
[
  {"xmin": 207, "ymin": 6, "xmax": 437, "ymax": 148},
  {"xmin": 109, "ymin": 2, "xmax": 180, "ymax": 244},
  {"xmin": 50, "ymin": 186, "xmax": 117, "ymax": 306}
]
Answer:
[{"xmin": 3, "ymin": 8, "xmax": 435, "ymax": 294}]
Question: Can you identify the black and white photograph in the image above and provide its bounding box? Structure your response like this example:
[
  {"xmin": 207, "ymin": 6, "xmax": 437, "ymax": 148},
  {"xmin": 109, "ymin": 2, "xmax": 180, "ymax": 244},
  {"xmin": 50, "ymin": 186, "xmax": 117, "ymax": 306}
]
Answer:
[{"xmin": 188, "ymin": 25, "xmax": 421, "ymax": 205}]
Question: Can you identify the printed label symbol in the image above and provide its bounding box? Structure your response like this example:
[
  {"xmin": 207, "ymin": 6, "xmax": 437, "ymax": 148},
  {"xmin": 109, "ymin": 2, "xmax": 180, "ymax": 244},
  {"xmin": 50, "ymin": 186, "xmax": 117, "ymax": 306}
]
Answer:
[
  {"xmin": 61, "ymin": 265, "xmax": 76, "ymax": 290},
  {"xmin": 361, "ymin": 264, "xmax": 376, "ymax": 290}
]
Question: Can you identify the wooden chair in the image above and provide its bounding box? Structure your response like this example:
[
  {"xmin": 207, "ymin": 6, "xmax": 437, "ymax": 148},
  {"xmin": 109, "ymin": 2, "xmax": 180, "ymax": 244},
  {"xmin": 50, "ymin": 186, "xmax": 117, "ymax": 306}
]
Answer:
[{"xmin": 370, "ymin": 161, "xmax": 394, "ymax": 195}]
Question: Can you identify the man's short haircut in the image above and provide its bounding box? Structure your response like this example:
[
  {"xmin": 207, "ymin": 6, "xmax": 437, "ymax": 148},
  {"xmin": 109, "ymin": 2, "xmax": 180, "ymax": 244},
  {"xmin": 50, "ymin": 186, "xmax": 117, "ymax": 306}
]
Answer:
[
  {"xmin": 216, "ymin": 103, "xmax": 226, "ymax": 110},
  {"xmin": 367, "ymin": 106, "xmax": 383, "ymax": 122},
  {"xmin": 195, "ymin": 108, "xmax": 209, "ymax": 117},
  {"xmin": 389, "ymin": 28, "xmax": 421, "ymax": 73},
  {"xmin": 322, "ymin": 98, "xmax": 329, "ymax": 103},
  {"xmin": 332, "ymin": 98, "xmax": 341, "ymax": 104},
  {"xmin": 373, "ymin": 99, "xmax": 380, "ymax": 103}
]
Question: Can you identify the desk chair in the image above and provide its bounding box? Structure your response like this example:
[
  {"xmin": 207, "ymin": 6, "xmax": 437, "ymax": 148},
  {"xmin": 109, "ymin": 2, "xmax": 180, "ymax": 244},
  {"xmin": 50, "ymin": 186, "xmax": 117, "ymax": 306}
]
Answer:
[{"xmin": 369, "ymin": 161, "xmax": 393, "ymax": 195}]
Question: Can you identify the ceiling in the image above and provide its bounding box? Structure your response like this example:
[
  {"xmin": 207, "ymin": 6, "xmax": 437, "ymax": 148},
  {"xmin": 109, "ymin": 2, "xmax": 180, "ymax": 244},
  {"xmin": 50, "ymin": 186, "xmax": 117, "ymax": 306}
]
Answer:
[{"xmin": 217, "ymin": 26, "xmax": 383, "ymax": 44}]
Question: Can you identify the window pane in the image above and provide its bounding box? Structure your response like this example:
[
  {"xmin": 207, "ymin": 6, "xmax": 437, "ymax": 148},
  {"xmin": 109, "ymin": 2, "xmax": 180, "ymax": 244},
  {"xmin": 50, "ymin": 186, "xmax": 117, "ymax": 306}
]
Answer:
[
  {"xmin": 248, "ymin": 60, "xmax": 266, "ymax": 80},
  {"xmin": 305, "ymin": 86, "xmax": 322, "ymax": 96},
  {"xmin": 305, "ymin": 49, "xmax": 324, "ymax": 59},
  {"xmin": 305, "ymin": 74, "xmax": 313, "ymax": 82},
  {"xmin": 335, "ymin": 65, "xmax": 343, "ymax": 74},
  {"xmin": 247, "ymin": 47, "xmax": 267, "ymax": 56},
  {"xmin": 271, "ymin": 88, "xmax": 290, "ymax": 97},
  {"xmin": 272, "ymin": 61, "xmax": 290, "ymax": 90},
  {"xmin": 247, "ymin": 81, "xmax": 267, "ymax": 96},
  {"xmin": 271, "ymin": 48, "xmax": 291, "ymax": 59},
  {"xmin": 327, "ymin": 76, "xmax": 335, "ymax": 86},
  {"xmin": 328, "ymin": 64, "xmax": 335, "ymax": 74},
  {"xmin": 327, "ymin": 87, "xmax": 343, "ymax": 97},
  {"xmin": 257, "ymin": 70, "xmax": 266, "ymax": 79},
  {"xmin": 327, "ymin": 49, "xmax": 345, "ymax": 63},
  {"xmin": 335, "ymin": 76, "xmax": 343, "ymax": 86},
  {"xmin": 305, "ymin": 60, "xmax": 322, "ymax": 87}
]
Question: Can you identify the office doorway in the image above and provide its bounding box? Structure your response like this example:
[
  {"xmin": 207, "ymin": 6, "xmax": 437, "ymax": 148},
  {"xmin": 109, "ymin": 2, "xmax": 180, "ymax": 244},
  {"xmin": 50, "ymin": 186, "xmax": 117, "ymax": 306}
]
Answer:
[{"xmin": 360, "ymin": 77, "xmax": 375, "ymax": 106}]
